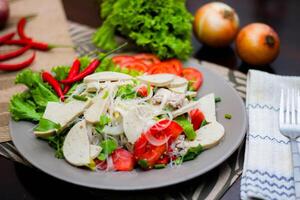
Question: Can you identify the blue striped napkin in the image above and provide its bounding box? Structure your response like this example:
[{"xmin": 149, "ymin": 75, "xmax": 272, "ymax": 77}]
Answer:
[{"xmin": 241, "ymin": 70, "xmax": 300, "ymax": 200}]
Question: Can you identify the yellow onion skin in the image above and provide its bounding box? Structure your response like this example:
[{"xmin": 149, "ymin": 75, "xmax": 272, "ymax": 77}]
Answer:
[
  {"xmin": 194, "ymin": 2, "xmax": 239, "ymax": 48},
  {"xmin": 236, "ymin": 23, "xmax": 280, "ymax": 66}
]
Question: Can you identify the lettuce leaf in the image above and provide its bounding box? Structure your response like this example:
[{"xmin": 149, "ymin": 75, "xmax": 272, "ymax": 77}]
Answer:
[
  {"xmin": 51, "ymin": 66, "xmax": 70, "ymax": 81},
  {"xmin": 93, "ymin": 0, "xmax": 193, "ymax": 60},
  {"xmin": 34, "ymin": 118, "xmax": 61, "ymax": 132},
  {"xmin": 9, "ymin": 92, "xmax": 42, "ymax": 122},
  {"xmin": 9, "ymin": 69, "xmax": 59, "ymax": 122},
  {"xmin": 183, "ymin": 144, "xmax": 203, "ymax": 161}
]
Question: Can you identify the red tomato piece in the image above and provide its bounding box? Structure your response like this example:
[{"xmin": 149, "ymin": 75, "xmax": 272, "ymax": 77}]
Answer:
[
  {"xmin": 118, "ymin": 60, "xmax": 148, "ymax": 72},
  {"xmin": 134, "ymin": 119, "xmax": 183, "ymax": 169},
  {"xmin": 166, "ymin": 59, "xmax": 183, "ymax": 75},
  {"xmin": 156, "ymin": 155, "xmax": 170, "ymax": 165},
  {"xmin": 111, "ymin": 148, "xmax": 135, "ymax": 171},
  {"xmin": 137, "ymin": 85, "xmax": 148, "ymax": 97},
  {"xmin": 189, "ymin": 109, "xmax": 205, "ymax": 130},
  {"xmin": 147, "ymin": 59, "xmax": 183, "ymax": 76},
  {"xmin": 162, "ymin": 120, "xmax": 184, "ymax": 143},
  {"xmin": 182, "ymin": 67, "xmax": 204, "ymax": 91},
  {"xmin": 112, "ymin": 55, "xmax": 136, "ymax": 65},
  {"xmin": 138, "ymin": 144, "xmax": 167, "ymax": 168},
  {"xmin": 133, "ymin": 53, "xmax": 161, "ymax": 66},
  {"xmin": 147, "ymin": 62, "xmax": 179, "ymax": 75}
]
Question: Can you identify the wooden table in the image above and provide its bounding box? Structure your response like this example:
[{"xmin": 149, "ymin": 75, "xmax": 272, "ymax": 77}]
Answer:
[{"xmin": 1, "ymin": 0, "xmax": 300, "ymax": 199}]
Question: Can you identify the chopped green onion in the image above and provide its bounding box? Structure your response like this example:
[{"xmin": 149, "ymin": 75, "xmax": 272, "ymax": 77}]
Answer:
[
  {"xmin": 215, "ymin": 97, "xmax": 221, "ymax": 103},
  {"xmin": 174, "ymin": 156, "xmax": 183, "ymax": 165},
  {"xmin": 147, "ymin": 83, "xmax": 151, "ymax": 95},
  {"xmin": 102, "ymin": 90, "xmax": 109, "ymax": 99},
  {"xmin": 154, "ymin": 164, "xmax": 166, "ymax": 169},
  {"xmin": 138, "ymin": 159, "xmax": 148, "ymax": 169},
  {"xmin": 225, "ymin": 114, "xmax": 232, "ymax": 119},
  {"xmin": 200, "ymin": 119, "xmax": 208, "ymax": 127},
  {"xmin": 73, "ymin": 95, "xmax": 88, "ymax": 101}
]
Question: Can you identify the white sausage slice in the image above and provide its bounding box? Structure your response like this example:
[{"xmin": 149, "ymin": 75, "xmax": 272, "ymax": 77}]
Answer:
[
  {"xmin": 63, "ymin": 120, "xmax": 90, "ymax": 166},
  {"xmin": 84, "ymin": 72, "xmax": 132, "ymax": 83},
  {"xmin": 137, "ymin": 74, "xmax": 174, "ymax": 87}
]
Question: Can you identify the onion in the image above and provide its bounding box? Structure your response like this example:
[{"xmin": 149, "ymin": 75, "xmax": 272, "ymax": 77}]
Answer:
[
  {"xmin": 236, "ymin": 23, "xmax": 280, "ymax": 65},
  {"xmin": 106, "ymin": 156, "xmax": 114, "ymax": 171},
  {"xmin": 0, "ymin": 0, "xmax": 9, "ymax": 29},
  {"xmin": 144, "ymin": 131, "xmax": 170, "ymax": 146},
  {"xmin": 193, "ymin": 2, "xmax": 239, "ymax": 47}
]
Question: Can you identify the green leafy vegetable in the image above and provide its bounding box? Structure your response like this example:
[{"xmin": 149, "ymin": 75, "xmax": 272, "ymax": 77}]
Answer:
[
  {"xmin": 183, "ymin": 144, "xmax": 203, "ymax": 161},
  {"xmin": 78, "ymin": 56, "xmax": 92, "ymax": 71},
  {"xmin": 43, "ymin": 134, "xmax": 65, "ymax": 159},
  {"xmin": 175, "ymin": 116, "xmax": 196, "ymax": 140},
  {"xmin": 51, "ymin": 66, "xmax": 70, "ymax": 81},
  {"xmin": 34, "ymin": 118, "xmax": 61, "ymax": 132},
  {"xmin": 200, "ymin": 119, "xmax": 208, "ymax": 128},
  {"xmin": 154, "ymin": 164, "xmax": 166, "ymax": 169},
  {"xmin": 9, "ymin": 69, "xmax": 59, "ymax": 122},
  {"xmin": 138, "ymin": 159, "xmax": 148, "ymax": 168},
  {"xmin": 95, "ymin": 115, "xmax": 111, "ymax": 133},
  {"xmin": 9, "ymin": 93, "xmax": 42, "ymax": 122},
  {"xmin": 98, "ymin": 139, "xmax": 117, "ymax": 161},
  {"xmin": 72, "ymin": 95, "xmax": 88, "ymax": 101},
  {"xmin": 93, "ymin": 0, "xmax": 193, "ymax": 60},
  {"xmin": 116, "ymin": 84, "xmax": 136, "ymax": 99},
  {"xmin": 15, "ymin": 69, "xmax": 59, "ymax": 109}
]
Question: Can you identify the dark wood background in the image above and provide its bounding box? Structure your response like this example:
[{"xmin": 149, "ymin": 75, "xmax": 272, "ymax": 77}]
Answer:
[{"xmin": 1, "ymin": 0, "xmax": 300, "ymax": 199}]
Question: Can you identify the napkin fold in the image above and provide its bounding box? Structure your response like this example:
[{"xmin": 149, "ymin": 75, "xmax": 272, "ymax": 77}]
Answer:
[{"xmin": 241, "ymin": 70, "xmax": 300, "ymax": 200}]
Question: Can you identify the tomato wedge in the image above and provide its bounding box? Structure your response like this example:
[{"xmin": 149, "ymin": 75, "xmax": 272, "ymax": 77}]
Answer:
[
  {"xmin": 137, "ymin": 85, "xmax": 148, "ymax": 97},
  {"xmin": 118, "ymin": 60, "xmax": 148, "ymax": 72},
  {"xmin": 111, "ymin": 148, "xmax": 135, "ymax": 171},
  {"xmin": 166, "ymin": 59, "xmax": 183, "ymax": 75},
  {"xmin": 182, "ymin": 67, "xmax": 203, "ymax": 91},
  {"xmin": 133, "ymin": 53, "xmax": 160, "ymax": 66},
  {"xmin": 134, "ymin": 119, "xmax": 183, "ymax": 169},
  {"xmin": 112, "ymin": 55, "xmax": 136, "ymax": 65},
  {"xmin": 189, "ymin": 109, "xmax": 205, "ymax": 130},
  {"xmin": 147, "ymin": 59, "xmax": 183, "ymax": 76}
]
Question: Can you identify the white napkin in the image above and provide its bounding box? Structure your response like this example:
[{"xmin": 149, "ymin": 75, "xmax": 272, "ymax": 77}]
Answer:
[{"xmin": 241, "ymin": 70, "xmax": 300, "ymax": 200}]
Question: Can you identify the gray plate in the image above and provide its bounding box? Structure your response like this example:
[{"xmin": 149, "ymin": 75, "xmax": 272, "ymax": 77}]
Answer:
[{"xmin": 10, "ymin": 58, "xmax": 247, "ymax": 190}]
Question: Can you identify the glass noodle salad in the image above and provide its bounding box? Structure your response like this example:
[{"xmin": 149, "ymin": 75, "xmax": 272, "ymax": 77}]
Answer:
[{"xmin": 9, "ymin": 53, "xmax": 225, "ymax": 171}]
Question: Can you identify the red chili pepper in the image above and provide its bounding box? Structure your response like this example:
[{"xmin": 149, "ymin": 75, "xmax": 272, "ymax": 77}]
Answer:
[
  {"xmin": 0, "ymin": 51, "xmax": 35, "ymax": 71},
  {"xmin": 4, "ymin": 39, "xmax": 73, "ymax": 51},
  {"xmin": 63, "ymin": 59, "xmax": 81, "ymax": 94},
  {"xmin": 0, "ymin": 44, "xmax": 31, "ymax": 61},
  {"xmin": 60, "ymin": 59, "xmax": 100, "ymax": 84},
  {"xmin": 17, "ymin": 17, "xmax": 31, "ymax": 40},
  {"xmin": 42, "ymin": 71, "xmax": 65, "ymax": 101},
  {"xmin": 0, "ymin": 32, "xmax": 15, "ymax": 44}
]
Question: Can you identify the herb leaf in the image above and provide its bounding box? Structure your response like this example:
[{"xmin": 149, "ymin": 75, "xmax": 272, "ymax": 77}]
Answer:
[
  {"xmin": 175, "ymin": 116, "xmax": 196, "ymax": 140},
  {"xmin": 34, "ymin": 118, "xmax": 61, "ymax": 132},
  {"xmin": 183, "ymin": 144, "xmax": 203, "ymax": 161},
  {"xmin": 98, "ymin": 139, "xmax": 117, "ymax": 161}
]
